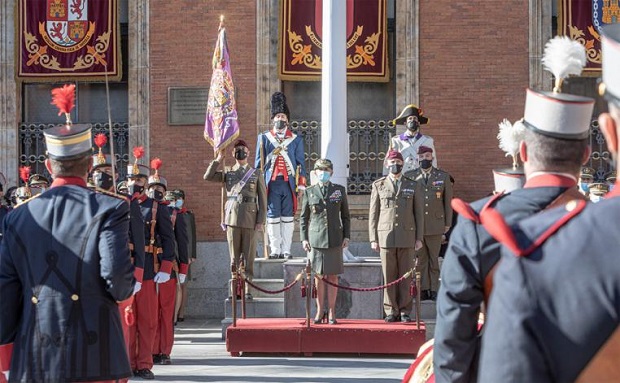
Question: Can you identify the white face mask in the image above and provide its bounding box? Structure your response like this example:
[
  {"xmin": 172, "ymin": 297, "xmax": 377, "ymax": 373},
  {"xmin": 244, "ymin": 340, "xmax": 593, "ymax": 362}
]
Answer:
[{"xmin": 175, "ymin": 199, "xmax": 184, "ymax": 209}]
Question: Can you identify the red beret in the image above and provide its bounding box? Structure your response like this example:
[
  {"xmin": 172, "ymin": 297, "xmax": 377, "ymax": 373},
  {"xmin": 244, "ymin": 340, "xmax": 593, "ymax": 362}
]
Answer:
[
  {"xmin": 234, "ymin": 139, "xmax": 248, "ymax": 148},
  {"xmin": 418, "ymin": 145, "xmax": 433, "ymax": 155},
  {"xmin": 386, "ymin": 150, "xmax": 404, "ymax": 162}
]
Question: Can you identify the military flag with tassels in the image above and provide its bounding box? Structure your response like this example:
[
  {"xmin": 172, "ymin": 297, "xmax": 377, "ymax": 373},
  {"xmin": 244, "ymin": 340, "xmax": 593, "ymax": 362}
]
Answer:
[{"xmin": 204, "ymin": 16, "xmax": 239, "ymax": 154}]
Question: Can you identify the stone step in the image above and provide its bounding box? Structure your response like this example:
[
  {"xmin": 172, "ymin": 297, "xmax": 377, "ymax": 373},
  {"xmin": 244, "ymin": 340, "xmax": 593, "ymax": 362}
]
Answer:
[
  {"xmin": 224, "ymin": 297, "xmax": 285, "ymax": 319},
  {"xmin": 420, "ymin": 300, "xmax": 437, "ymax": 320},
  {"xmin": 252, "ymin": 258, "xmax": 286, "ymax": 279},
  {"xmin": 248, "ymin": 278, "xmax": 284, "ymax": 298}
]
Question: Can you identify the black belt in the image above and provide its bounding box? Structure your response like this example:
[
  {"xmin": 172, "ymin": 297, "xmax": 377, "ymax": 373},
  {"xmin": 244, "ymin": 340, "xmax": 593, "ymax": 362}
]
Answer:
[
  {"xmin": 275, "ymin": 175, "xmax": 286, "ymax": 180},
  {"xmin": 228, "ymin": 196, "xmax": 257, "ymax": 203}
]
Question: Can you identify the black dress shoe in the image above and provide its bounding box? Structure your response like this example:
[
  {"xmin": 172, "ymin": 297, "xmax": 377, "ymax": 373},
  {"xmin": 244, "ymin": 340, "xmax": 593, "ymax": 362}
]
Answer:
[
  {"xmin": 245, "ymin": 293, "xmax": 253, "ymax": 300},
  {"xmin": 400, "ymin": 314, "xmax": 412, "ymax": 323},
  {"xmin": 160, "ymin": 354, "xmax": 171, "ymax": 365},
  {"xmin": 152, "ymin": 354, "xmax": 161, "ymax": 364},
  {"xmin": 329, "ymin": 318, "xmax": 338, "ymax": 325},
  {"xmin": 421, "ymin": 290, "xmax": 431, "ymax": 301},
  {"xmin": 285, "ymin": 253, "xmax": 293, "ymax": 259},
  {"xmin": 269, "ymin": 253, "xmax": 280, "ymax": 259},
  {"xmin": 177, "ymin": 316, "xmax": 185, "ymax": 322},
  {"xmin": 135, "ymin": 368, "xmax": 155, "ymax": 380},
  {"xmin": 430, "ymin": 291, "xmax": 437, "ymax": 301},
  {"xmin": 278, "ymin": 253, "xmax": 285, "ymax": 259},
  {"xmin": 385, "ymin": 314, "xmax": 398, "ymax": 323},
  {"xmin": 313, "ymin": 311, "xmax": 327, "ymax": 324}
]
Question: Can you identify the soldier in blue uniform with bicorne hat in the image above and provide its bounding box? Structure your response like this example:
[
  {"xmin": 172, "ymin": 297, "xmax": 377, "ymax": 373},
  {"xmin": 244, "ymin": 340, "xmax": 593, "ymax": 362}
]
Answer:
[
  {"xmin": 0, "ymin": 84, "xmax": 136, "ymax": 383},
  {"xmin": 433, "ymin": 35, "xmax": 594, "ymax": 382},
  {"xmin": 478, "ymin": 24, "xmax": 620, "ymax": 382}
]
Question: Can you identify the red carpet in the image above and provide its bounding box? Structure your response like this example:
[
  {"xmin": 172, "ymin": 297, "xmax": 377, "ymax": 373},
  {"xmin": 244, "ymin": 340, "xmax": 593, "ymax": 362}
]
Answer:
[{"xmin": 226, "ymin": 318, "xmax": 426, "ymax": 356}]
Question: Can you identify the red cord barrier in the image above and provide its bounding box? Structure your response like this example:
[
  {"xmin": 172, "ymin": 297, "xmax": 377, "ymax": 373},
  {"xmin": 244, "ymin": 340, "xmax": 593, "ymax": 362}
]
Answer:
[{"xmin": 317, "ymin": 269, "xmax": 414, "ymax": 293}]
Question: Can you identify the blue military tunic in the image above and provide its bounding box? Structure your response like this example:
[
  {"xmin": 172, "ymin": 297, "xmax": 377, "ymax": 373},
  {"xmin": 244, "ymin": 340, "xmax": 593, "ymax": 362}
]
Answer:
[
  {"xmin": 434, "ymin": 174, "xmax": 582, "ymax": 383},
  {"xmin": 0, "ymin": 178, "xmax": 135, "ymax": 382},
  {"xmin": 478, "ymin": 185, "xmax": 620, "ymax": 382},
  {"xmin": 136, "ymin": 195, "xmax": 176, "ymax": 279}
]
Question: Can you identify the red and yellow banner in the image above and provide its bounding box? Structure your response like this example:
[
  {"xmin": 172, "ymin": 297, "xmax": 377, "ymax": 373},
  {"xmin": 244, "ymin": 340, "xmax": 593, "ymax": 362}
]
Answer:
[
  {"xmin": 17, "ymin": 0, "xmax": 121, "ymax": 81},
  {"xmin": 279, "ymin": 0, "xmax": 388, "ymax": 82},
  {"xmin": 558, "ymin": 0, "xmax": 620, "ymax": 75}
]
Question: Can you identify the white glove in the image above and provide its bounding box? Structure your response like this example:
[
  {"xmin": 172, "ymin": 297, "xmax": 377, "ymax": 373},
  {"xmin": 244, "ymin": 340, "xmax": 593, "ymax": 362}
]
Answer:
[
  {"xmin": 2, "ymin": 371, "xmax": 9, "ymax": 382},
  {"xmin": 154, "ymin": 271, "xmax": 171, "ymax": 284},
  {"xmin": 133, "ymin": 281, "xmax": 142, "ymax": 295},
  {"xmin": 178, "ymin": 274, "xmax": 187, "ymax": 284}
]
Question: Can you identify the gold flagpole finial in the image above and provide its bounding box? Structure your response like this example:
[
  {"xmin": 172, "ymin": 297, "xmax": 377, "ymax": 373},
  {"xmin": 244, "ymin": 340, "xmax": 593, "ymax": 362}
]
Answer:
[{"xmin": 219, "ymin": 15, "xmax": 224, "ymax": 30}]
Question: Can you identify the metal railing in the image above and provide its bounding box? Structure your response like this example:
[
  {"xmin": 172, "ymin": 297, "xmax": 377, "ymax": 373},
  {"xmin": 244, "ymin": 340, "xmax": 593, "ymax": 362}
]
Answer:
[
  {"xmin": 291, "ymin": 119, "xmax": 395, "ymax": 194},
  {"xmin": 19, "ymin": 122, "xmax": 130, "ymax": 180}
]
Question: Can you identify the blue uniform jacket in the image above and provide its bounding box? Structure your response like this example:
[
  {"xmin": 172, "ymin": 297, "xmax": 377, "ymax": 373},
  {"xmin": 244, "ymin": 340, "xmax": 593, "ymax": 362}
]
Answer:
[
  {"xmin": 168, "ymin": 205, "xmax": 190, "ymax": 276},
  {"xmin": 136, "ymin": 196, "xmax": 176, "ymax": 280},
  {"xmin": 479, "ymin": 191, "xmax": 620, "ymax": 382},
  {"xmin": 254, "ymin": 130, "xmax": 307, "ymax": 193},
  {"xmin": 129, "ymin": 198, "xmax": 146, "ymax": 282},
  {"xmin": 0, "ymin": 184, "xmax": 135, "ymax": 382},
  {"xmin": 434, "ymin": 185, "xmax": 576, "ymax": 383}
]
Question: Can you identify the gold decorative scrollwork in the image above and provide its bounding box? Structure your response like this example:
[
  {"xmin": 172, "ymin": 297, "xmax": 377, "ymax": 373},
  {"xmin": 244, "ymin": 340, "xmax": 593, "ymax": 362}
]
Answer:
[
  {"xmin": 288, "ymin": 25, "xmax": 380, "ymax": 70},
  {"xmin": 23, "ymin": 29, "xmax": 111, "ymax": 72},
  {"xmin": 568, "ymin": 24, "xmax": 602, "ymax": 65}
]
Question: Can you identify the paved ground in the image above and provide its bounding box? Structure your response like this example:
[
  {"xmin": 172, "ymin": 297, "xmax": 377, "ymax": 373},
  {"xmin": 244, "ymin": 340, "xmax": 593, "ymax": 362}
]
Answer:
[{"xmin": 134, "ymin": 319, "xmax": 414, "ymax": 383}]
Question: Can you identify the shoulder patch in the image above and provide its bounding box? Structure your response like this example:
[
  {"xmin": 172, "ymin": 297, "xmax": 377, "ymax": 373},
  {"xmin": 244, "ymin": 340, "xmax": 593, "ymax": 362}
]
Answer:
[{"xmin": 95, "ymin": 188, "xmax": 130, "ymax": 202}]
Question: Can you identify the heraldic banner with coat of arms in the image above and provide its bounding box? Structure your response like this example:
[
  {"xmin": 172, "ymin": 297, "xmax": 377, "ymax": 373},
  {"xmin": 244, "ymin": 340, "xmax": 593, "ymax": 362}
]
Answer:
[
  {"xmin": 279, "ymin": 0, "xmax": 388, "ymax": 82},
  {"xmin": 558, "ymin": 0, "xmax": 620, "ymax": 75},
  {"xmin": 17, "ymin": 0, "xmax": 121, "ymax": 81}
]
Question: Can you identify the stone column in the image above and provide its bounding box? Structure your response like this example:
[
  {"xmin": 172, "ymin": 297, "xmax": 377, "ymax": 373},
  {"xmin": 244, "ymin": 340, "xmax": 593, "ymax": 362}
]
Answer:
[
  {"xmin": 128, "ymin": 0, "xmax": 150, "ymax": 157},
  {"xmin": 395, "ymin": 0, "xmax": 419, "ymax": 112},
  {"xmin": 529, "ymin": 0, "xmax": 552, "ymax": 90},
  {"xmin": 321, "ymin": 0, "xmax": 349, "ymax": 186},
  {"xmin": 0, "ymin": 0, "xmax": 19, "ymax": 185},
  {"xmin": 256, "ymin": 0, "xmax": 281, "ymax": 135}
]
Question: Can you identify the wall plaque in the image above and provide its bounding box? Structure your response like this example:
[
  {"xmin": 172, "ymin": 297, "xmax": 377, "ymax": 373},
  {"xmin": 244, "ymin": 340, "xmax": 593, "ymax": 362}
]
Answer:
[{"xmin": 168, "ymin": 87, "xmax": 209, "ymax": 125}]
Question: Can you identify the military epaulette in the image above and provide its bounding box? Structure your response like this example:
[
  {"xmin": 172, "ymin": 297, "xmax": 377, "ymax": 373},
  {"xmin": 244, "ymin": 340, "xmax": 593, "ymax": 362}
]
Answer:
[
  {"xmin": 372, "ymin": 177, "xmax": 388, "ymax": 185},
  {"xmin": 94, "ymin": 187, "xmax": 130, "ymax": 202},
  {"xmin": 479, "ymin": 198, "xmax": 587, "ymax": 257},
  {"xmin": 13, "ymin": 193, "xmax": 43, "ymax": 208}
]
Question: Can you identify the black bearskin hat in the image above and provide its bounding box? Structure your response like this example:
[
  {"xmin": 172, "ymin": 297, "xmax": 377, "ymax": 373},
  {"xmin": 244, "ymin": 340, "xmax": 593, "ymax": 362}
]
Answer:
[{"xmin": 270, "ymin": 92, "xmax": 290, "ymax": 121}]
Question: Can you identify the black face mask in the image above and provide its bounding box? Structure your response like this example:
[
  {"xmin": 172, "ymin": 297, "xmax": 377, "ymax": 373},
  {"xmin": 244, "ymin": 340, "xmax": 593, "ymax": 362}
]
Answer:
[
  {"xmin": 406, "ymin": 121, "xmax": 420, "ymax": 131},
  {"xmin": 389, "ymin": 164, "xmax": 403, "ymax": 174},
  {"xmin": 150, "ymin": 190, "xmax": 164, "ymax": 201},
  {"xmin": 93, "ymin": 172, "xmax": 114, "ymax": 191},
  {"xmin": 234, "ymin": 149, "xmax": 248, "ymax": 160},
  {"xmin": 274, "ymin": 120, "xmax": 287, "ymax": 131},
  {"xmin": 420, "ymin": 159, "xmax": 433, "ymax": 169},
  {"xmin": 128, "ymin": 184, "xmax": 144, "ymax": 197}
]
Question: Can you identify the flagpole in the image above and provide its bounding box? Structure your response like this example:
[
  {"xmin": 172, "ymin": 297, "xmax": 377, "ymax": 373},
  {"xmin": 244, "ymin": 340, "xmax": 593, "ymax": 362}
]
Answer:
[{"xmin": 258, "ymin": 126, "xmax": 269, "ymax": 259}]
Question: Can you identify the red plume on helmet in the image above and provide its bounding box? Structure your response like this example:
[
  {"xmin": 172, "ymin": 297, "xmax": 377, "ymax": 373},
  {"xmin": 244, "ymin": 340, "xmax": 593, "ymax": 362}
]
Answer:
[
  {"xmin": 19, "ymin": 166, "xmax": 31, "ymax": 185},
  {"xmin": 133, "ymin": 146, "xmax": 145, "ymax": 160},
  {"xmin": 94, "ymin": 133, "xmax": 108, "ymax": 164},
  {"xmin": 150, "ymin": 157, "xmax": 163, "ymax": 183},
  {"xmin": 50, "ymin": 84, "xmax": 76, "ymax": 125}
]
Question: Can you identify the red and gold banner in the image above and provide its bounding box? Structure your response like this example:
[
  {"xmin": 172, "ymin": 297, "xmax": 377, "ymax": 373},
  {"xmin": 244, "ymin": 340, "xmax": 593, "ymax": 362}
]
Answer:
[
  {"xmin": 558, "ymin": 0, "xmax": 620, "ymax": 75},
  {"xmin": 279, "ymin": 0, "xmax": 388, "ymax": 82},
  {"xmin": 17, "ymin": 0, "xmax": 121, "ymax": 81}
]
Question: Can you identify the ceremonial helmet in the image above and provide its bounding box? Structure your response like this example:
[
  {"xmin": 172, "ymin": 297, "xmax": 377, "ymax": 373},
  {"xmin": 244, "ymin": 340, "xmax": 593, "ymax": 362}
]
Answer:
[
  {"xmin": 91, "ymin": 133, "xmax": 113, "ymax": 170},
  {"xmin": 127, "ymin": 146, "xmax": 149, "ymax": 180},
  {"xmin": 580, "ymin": 166, "xmax": 596, "ymax": 181},
  {"xmin": 15, "ymin": 166, "xmax": 32, "ymax": 202},
  {"xmin": 147, "ymin": 158, "xmax": 167, "ymax": 190},
  {"xmin": 599, "ymin": 23, "xmax": 620, "ymax": 107}
]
